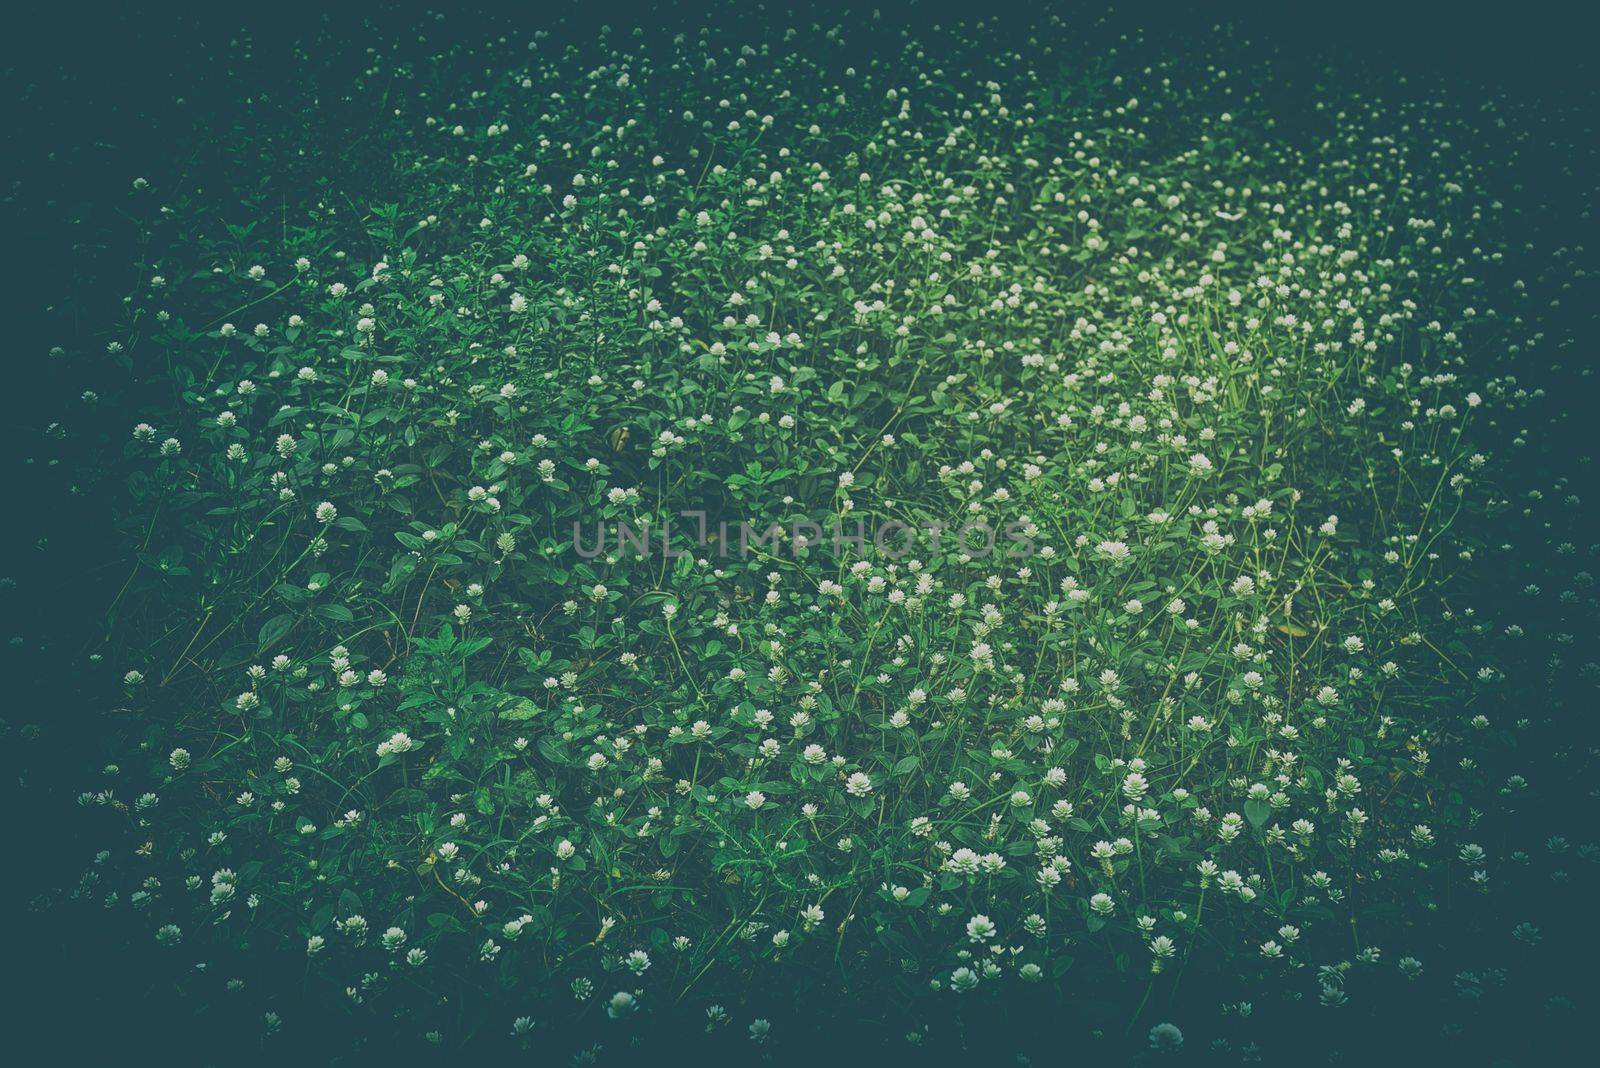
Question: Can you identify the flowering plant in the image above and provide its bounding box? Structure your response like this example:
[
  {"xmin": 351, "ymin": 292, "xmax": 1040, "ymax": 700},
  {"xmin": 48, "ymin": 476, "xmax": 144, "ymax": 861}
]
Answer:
[{"xmin": 9, "ymin": 3, "xmax": 1596, "ymax": 1062}]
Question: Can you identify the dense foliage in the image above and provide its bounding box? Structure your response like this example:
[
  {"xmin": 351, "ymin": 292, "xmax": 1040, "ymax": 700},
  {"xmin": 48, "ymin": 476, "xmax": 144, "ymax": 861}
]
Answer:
[{"xmin": 6, "ymin": 4, "xmax": 1597, "ymax": 1063}]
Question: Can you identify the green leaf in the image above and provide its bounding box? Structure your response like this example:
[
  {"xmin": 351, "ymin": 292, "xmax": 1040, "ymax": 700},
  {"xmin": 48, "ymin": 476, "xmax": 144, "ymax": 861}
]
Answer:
[
  {"xmin": 500, "ymin": 698, "xmax": 540, "ymax": 721},
  {"xmin": 257, "ymin": 613, "xmax": 295, "ymax": 650},
  {"xmin": 1244, "ymin": 799, "xmax": 1272, "ymax": 829}
]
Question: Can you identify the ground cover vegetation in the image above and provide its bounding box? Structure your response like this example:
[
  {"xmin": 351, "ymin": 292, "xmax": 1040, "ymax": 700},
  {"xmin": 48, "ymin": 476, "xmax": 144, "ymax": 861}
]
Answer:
[{"xmin": 4, "ymin": 3, "xmax": 1597, "ymax": 1063}]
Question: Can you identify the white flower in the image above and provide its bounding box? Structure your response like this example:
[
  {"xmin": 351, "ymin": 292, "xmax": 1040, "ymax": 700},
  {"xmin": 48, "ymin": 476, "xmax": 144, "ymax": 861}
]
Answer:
[
  {"xmin": 1096, "ymin": 540, "xmax": 1130, "ymax": 562},
  {"xmin": 377, "ymin": 732, "xmax": 414, "ymax": 758},
  {"xmin": 965, "ymin": 914, "xmax": 997, "ymax": 942}
]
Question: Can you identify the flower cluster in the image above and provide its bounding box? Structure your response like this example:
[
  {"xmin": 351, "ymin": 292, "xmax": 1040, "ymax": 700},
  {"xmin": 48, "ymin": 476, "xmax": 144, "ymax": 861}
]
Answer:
[{"xmin": 12, "ymin": 3, "xmax": 1597, "ymax": 1062}]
